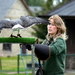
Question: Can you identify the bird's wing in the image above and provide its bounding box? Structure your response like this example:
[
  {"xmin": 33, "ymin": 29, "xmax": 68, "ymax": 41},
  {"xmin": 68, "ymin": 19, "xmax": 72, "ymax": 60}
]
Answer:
[
  {"xmin": 10, "ymin": 19, "xmax": 23, "ymax": 26},
  {"xmin": 20, "ymin": 15, "xmax": 49, "ymax": 27},
  {"xmin": 0, "ymin": 19, "xmax": 23, "ymax": 32},
  {"xmin": 0, "ymin": 20, "xmax": 12, "ymax": 30},
  {"xmin": 0, "ymin": 15, "xmax": 49, "ymax": 32}
]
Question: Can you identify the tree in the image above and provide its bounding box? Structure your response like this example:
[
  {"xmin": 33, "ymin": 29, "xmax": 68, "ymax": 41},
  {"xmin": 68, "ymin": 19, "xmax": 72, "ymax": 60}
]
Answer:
[
  {"xmin": 31, "ymin": 24, "xmax": 47, "ymax": 40},
  {"xmin": 25, "ymin": 0, "xmax": 44, "ymax": 6},
  {"xmin": 41, "ymin": 0, "xmax": 70, "ymax": 14}
]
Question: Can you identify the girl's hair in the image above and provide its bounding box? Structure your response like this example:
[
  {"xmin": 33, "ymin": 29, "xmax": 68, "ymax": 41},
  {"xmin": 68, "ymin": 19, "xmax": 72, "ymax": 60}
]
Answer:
[{"xmin": 46, "ymin": 14, "xmax": 68, "ymax": 41}]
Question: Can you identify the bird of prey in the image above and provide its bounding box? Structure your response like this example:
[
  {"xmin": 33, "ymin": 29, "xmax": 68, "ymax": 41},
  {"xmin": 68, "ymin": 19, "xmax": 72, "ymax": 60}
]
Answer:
[{"xmin": 0, "ymin": 15, "xmax": 49, "ymax": 37}]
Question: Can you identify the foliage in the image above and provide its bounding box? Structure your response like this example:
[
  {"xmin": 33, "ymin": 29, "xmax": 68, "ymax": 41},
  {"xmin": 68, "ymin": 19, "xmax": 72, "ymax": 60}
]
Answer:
[
  {"xmin": 25, "ymin": 0, "xmax": 44, "ymax": 6},
  {"xmin": 41, "ymin": 0, "xmax": 70, "ymax": 14},
  {"xmin": 31, "ymin": 24, "xmax": 47, "ymax": 40}
]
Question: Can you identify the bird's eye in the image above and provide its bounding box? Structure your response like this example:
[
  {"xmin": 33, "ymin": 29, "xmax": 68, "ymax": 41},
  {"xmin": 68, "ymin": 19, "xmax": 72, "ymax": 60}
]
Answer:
[{"xmin": 48, "ymin": 23, "xmax": 51, "ymax": 25}]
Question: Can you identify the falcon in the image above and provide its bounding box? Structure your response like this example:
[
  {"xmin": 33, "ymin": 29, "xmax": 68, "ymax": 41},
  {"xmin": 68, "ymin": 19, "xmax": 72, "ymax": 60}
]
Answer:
[{"xmin": 0, "ymin": 15, "xmax": 49, "ymax": 37}]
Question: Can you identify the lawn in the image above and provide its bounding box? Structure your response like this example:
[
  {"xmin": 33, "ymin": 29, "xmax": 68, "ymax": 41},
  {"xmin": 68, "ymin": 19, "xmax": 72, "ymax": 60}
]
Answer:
[
  {"xmin": 0, "ymin": 56, "xmax": 34, "ymax": 72},
  {"xmin": 0, "ymin": 73, "xmax": 32, "ymax": 75},
  {"xmin": 0, "ymin": 56, "xmax": 75, "ymax": 75},
  {"xmin": 0, "ymin": 72, "xmax": 75, "ymax": 75}
]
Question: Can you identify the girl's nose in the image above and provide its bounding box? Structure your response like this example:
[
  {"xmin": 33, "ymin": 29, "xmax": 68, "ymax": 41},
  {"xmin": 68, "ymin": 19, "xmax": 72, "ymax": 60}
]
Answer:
[{"xmin": 48, "ymin": 24, "xmax": 52, "ymax": 27}]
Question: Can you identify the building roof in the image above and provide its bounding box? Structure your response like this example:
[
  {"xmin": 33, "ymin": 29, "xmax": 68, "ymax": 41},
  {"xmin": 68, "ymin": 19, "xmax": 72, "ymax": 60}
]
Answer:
[
  {"xmin": 0, "ymin": 0, "xmax": 32, "ymax": 20},
  {"xmin": 47, "ymin": 0, "xmax": 75, "ymax": 16},
  {"xmin": 0, "ymin": 0, "xmax": 15, "ymax": 20},
  {"xmin": 38, "ymin": 0, "xmax": 75, "ymax": 19}
]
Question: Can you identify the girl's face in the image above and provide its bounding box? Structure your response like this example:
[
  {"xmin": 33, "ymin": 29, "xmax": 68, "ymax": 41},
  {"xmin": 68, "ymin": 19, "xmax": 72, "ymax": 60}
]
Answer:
[{"xmin": 47, "ymin": 18, "xmax": 57, "ymax": 36}]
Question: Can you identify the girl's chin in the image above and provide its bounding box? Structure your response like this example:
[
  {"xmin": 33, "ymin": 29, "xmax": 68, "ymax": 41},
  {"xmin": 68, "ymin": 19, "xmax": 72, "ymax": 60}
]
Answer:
[
  {"xmin": 48, "ymin": 33, "xmax": 54, "ymax": 35},
  {"xmin": 48, "ymin": 32, "xmax": 53, "ymax": 34}
]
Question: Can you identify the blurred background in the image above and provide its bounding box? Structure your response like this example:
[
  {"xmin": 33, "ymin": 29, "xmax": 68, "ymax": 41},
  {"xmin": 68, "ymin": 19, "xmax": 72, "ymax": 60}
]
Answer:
[{"xmin": 0, "ymin": 0, "xmax": 75, "ymax": 75}]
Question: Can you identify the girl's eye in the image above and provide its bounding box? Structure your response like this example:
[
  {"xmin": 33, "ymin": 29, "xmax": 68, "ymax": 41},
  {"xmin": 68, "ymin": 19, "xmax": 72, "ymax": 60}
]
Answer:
[
  {"xmin": 52, "ymin": 24, "xmax": 55, "ymax": 26},
  {"xmin": 49, "ymin": 23, "xmax": 55, "ymax": 26}
]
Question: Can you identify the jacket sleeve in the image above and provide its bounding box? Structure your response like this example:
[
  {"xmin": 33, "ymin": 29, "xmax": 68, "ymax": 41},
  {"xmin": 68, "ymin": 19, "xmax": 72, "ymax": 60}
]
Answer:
[{"xmin": 49, "ymin": 38, "xmax": 66, "ymax": 55}]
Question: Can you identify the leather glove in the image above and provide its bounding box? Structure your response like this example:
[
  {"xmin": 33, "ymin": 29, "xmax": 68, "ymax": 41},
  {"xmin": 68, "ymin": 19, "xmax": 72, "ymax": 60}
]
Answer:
[{"xmin": 25, "ymin": 44, "xmax": 31, "ymax": 51}]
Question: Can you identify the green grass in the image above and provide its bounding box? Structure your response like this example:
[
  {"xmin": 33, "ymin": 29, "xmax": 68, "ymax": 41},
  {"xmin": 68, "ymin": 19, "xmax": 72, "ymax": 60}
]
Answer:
[
  {"xmin": 0, "ymin": 72, "xmax": 75, "ymax": 75},
  {"xmin": 0, "ymin": 73, "xmax": 32, "ymax": 75},
  {"xmin": 0, "ymin": 56, "xmax": 75, "ymax": 75},
  {"xmin": 0, "ymin": 56, "xmax": 34, "ymax": 72},
  {"xmin": 0, "ymin": 56, "xmax": 34, "ymax": 75}
]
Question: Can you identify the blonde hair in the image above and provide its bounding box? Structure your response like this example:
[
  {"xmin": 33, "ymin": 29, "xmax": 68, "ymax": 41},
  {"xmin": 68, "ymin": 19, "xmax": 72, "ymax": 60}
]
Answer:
[{"xmin": 46, "ymin": 14, "xmax": 68, "ymax": 41}]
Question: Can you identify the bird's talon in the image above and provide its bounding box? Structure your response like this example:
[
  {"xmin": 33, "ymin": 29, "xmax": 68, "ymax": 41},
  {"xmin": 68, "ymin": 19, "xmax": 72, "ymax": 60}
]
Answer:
[
  {"xmin": 9, "ymin": 34, "xmax": 13, "ymax": 38},
  {"xmin": 17, "ymin": 34, "xmax": 22, "ymax": 37},
  {"xmin": 10, "ymin": 34, "xmax": 13, "ymax": 37},
  {"xmin": 9, "ymin": 34, "xmax": 18, "ymax": 38}
]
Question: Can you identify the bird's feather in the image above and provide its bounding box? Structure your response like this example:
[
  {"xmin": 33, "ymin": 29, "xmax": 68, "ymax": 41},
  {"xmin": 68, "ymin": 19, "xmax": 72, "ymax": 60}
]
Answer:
[
  {"xmin": 0, "ymin": 20, "xmax": 12, "ymax": 30},
  {"xmin": 0, "ymin": 15, "xmax": 49, "ymax": 32},
  {"xmin": 20, "ymin": 15, "xmax": 49, "ymax": 27},
  {"xmin": 12, "ymin": 24, "xmax": 24, "ymax": 30}
]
